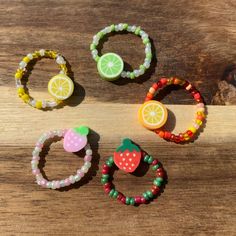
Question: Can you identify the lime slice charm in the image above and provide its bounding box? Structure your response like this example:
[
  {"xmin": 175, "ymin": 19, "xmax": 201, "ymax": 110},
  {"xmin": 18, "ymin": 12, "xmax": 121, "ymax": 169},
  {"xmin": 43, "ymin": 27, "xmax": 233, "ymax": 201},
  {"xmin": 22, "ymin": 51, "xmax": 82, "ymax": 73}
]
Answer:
[{"xmin": 97, "ymin": 53, "xmax": 124, "ymax": 81}]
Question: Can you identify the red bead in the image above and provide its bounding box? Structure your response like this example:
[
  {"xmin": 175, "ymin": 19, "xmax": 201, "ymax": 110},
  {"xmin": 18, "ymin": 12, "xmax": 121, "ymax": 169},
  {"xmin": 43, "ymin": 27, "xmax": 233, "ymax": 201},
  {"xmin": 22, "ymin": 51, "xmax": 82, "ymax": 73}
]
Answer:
[
  {"xmin": 134, "ymin": 196, "xmax": 142, "ymax": 204},
  {"xmin": 196, "ymin": 115, "xmax": 204, "ymax": 121},
  {"xmin": 103, "ymin": 164, "xmax": 110, "ymax": 171},
  {"xmin": 152, "ymin": 159, "xmax": 158, "ymax": 165},
  {"xmin": 102, "ymin": 169, "xmax": 109, "ymax": 174},
  {"xmin": 152, "ymin": 83, "xmax": 158, "ymax": 90},
  {"xmin": 104, "ymin": 187, "xmax": 111, "ymax": 194},
  {"xmin": 187, "ymin": 130, "xmax": 193, "ymax": 137},
  {"xmin": 145, "ymin": 97, "xmax": 151, "ymax": 102},
  {"xmin": 151, "ymin": 185, "xmax": 160, "ymax": 195},
  {"xmin": 147, "ymin": 92, "xmax": 153, "ymax": 99},
  {"xmin": 156, "ymin": 81, "xmax": 162, "ymax": 88},
  {"xmin": 141, "ymin": 197, "xmax": 146, "ymax": 204},
  {"xmin": 157, "ymin": 167, "xmax": 164, "ymax": 173},
  {"xmin": 164, "ymin": 131, "xmax": 171, "ymax": 139},
  {"xmin": 117, "ymin": 193, "xmax": 123, "ymax": 201},
  {"xmin": 160, "ymin": 78, "xmax": 167, "ymax": 85},
  {"xmin": 194, "ymin": 93, "xmax": 201, "ymax": 100},
  {"xmin": 156, "ymin": 171, "xmax": 165, "ymax": 178},
  {"xmin": 104, "ymin": 182, "xmax": 111, "ymax": 188},
  {"xmin": 183, "ymin": 81, "xmax": 189, "ymax": 88},
  {"xmin": 120, "ymin": 197, "xmax": 126, "ymax": 204}
]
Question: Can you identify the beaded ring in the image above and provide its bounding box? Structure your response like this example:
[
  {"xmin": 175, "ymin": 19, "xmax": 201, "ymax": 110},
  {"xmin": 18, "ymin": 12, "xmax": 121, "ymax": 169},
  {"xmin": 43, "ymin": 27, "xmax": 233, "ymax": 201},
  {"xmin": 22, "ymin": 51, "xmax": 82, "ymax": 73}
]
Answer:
[
  {"xmin": 90, "ymin": 23, "xmax": 152, "ymax": 81},
  {"xmin": 15, "ymin": 49, "xmax": 74, "ymax": 109},
  {"xmin": 101, "ymin": 139, "xmax": 166, "ymax": 205},
  {"xmin": 138, "ymin": 77, "xmax": 206, "ymax": 143},
  {"xmin": 31, "ymin": 126, "xmax": 93, "ymax": 189}
]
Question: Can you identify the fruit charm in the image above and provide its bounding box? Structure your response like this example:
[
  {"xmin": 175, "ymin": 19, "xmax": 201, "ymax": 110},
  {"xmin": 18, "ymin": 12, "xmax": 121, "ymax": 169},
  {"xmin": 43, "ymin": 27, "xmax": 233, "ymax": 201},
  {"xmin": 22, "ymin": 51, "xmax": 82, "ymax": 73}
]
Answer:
[
  {"xmin": 113, "ymin": 138, "xmax": 141, "ymax": 173},
  {"xmin": 97, "ymin": 53, "xmax": 124, "ymax": 81},
  {"xmin": 48, "ymin": 74, "xmax": 74, "ymax": 100},
  {"xmin": 138, "ymin": 100, "xmax": 168, "ymax": 130},
  {"xmin": 63, "ymin": 126, "xmax": 89, "ymax": 153}
]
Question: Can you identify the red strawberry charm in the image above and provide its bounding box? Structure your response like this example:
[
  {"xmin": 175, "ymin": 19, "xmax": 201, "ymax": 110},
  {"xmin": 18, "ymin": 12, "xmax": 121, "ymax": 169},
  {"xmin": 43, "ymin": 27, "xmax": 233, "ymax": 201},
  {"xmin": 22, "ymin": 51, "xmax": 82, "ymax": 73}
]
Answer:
[
  {"xmin": 114, "ymin": 138, "xmax": 141, "ymax": 173},
  {"xmin": 63, "ymin": 126, "xmax": 89, "ymax": 153}
]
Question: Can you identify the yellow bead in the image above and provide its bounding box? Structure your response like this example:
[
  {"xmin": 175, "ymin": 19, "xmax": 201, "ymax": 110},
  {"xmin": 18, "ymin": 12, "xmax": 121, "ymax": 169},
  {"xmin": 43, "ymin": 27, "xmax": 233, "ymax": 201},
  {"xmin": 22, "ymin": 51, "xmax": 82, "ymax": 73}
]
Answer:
[
  {"xmin": 35, "ymin": 100, "xmax": 42, "ymax": 109},
  {"xmin": 17, "ymin": 87, "xmax": 25, "ymax": 95},
  {"xmin": 185, "ymin": 137, "xmax": 190, "ymax": 141},
  {"xmin": 197, "ymin": 111, "xmax": 205, "ymax": 117},
  {"xmin": 196, "ymin": 119, "xmax": 202, "ymax": 125},
  {"xmin": 15, "ymin": 72, "xmax": 22, "ymax": 79},
  {"xmin": 189, "ymin": 126, "xmax": 197, "ymax": 133},
  {"xmin": 22, "ymin": 94, "xmax": 30, "ymax": 102},
  {"xmin": 184, "ymin": 133, "xmax": 189, "ymax": 138},
  {"xmin": 23, "ymin": 57, "xmax": 30, "ymax": 63}
]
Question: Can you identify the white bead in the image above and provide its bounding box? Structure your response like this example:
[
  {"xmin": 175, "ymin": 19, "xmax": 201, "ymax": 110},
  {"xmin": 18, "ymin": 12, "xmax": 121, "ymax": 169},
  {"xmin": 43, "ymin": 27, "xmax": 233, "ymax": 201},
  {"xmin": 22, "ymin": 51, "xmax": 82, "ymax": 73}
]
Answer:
[
  {"xmin": 126, "ymin": 72, "xmax": 131, "ymax": 78},
  {"xmin": 86, "ymin": 149, "xmax": 92, "ymax": 155},
  {"xmin": 56, "ymin": 56, "xmax": 66, "ymax": 65},
  {"xmin": 81, "ymin": 166, "xmax": 89, "ymax": 173},
  {"xmin": 47, "ymin": 101, "xmax": 57, "ymax": 107},
  {"xmin": 74, "ymin": 175, "xmax": 81, "ymax": 182},
  {"xmin": 15, "ymin": 80, "xmax": 22, "ymax": 86},
  {"xmin": 59, "ymin": 70, "xmax": 65, "ymax": 74},
  {"xmin": 41, "ymin": 100, "xmax": 47, "ymax": 108},
  {"xmin": 145, "ymin": 58, "xmax": 151, "ymax": 64},
  {"xmin": 144, "ymin": 62, "xmax": 150, "ymax": 68},
  {"xmin": 16, "ymin": 84, "xmax": 23, "ymax": 88},
  {"xmin": 84, "ymin": 162, "xmax": 91, "ymax": 168},
  {"xmin": 69, "ymin": 175, "xmax": 75, "ymax": 184},
  {"xmin": 60, "ymin": 180, "xmax": 65, "ymax": 187},
  {"xmin": 29, "ymin": 99, "xmax": 36, "ymax": 107},
  {"xmin": 19, "ymin": 61, "xmax": 27, "ymax": 69},
  {"xmin": 139, "ymin": 30, "xmax": 145, "ymax": 36},
  {"xmin": 104, "ymin": 26, "xmax": 111, "ymax": 33},
  {"xmin": 139, "ymin": 69, "xmax": 145, "ymax": 75},
  {"xmin": 127, "ymin": 26, "xmax": 132, "ymax": 32},
  {"xmin": 133, "ymin": 70, "xmax": 140, "ymax": 77},
  {"xmin": 51, "ymin": 181, "xmax": 57, "ymax": 189},
  {"xmin": 121, "ymin": 71, "xmax": 127, "ymax": 78},
  {"xmin": 118, "ymin": 23, "xmax": 123, "ymax": 30},
  {"xmin": 39, "ymin": 49, "xmax": 45, "ymax": 56},
  {"xmin": 146, "ymin": 43, "xmax": 151, "ymax": 49},
  {"xmin": 145, "ymin": 47, "xmax": 151, "ymax": 54},
  {"xmin": 35, "ymin": 146, "xmax": 42, "ymax": 152},
  {"xmin": 27, "ymin": 53, "xmax": 33, "ymax": 60},
  {"xmin": 92, "ymin": 49, "xmax": 98, "ymax": 57},
  {"xmin": 131, "ymin": 25, "xmax": 136, "ymax": 32}
]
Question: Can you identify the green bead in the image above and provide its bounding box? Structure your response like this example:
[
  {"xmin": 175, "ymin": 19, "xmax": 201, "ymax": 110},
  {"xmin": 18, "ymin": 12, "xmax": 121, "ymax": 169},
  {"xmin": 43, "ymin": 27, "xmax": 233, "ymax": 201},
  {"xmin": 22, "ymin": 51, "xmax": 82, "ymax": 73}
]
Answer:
[
  {"xmin": 110, "ymin": 24, "xmax": 115, "ymax": 31},
  {"xmin": 139, "ymin": 64, "xmax": 146, "ymax": 71},
  {"xmin": 90, "ymin": 43, "xmax": 96, "ymax": 50},
  {"xmin": 152, "ymin": 163, "xmax": 161, "ymax": 171},
  {"xmin": 143, "ymin": 192, "xmax": 149, "ymax": 200},
  {"xmin": 105, "ymin": 158, "xmax": 113, "ymax": 167},
  {"xmin": 146, "ymin": 52, "xmax": 152, "ymax": 60},
  {"xmin": 135, "ymin": 26, "xmax": 141, "ymax": 35},
  {"xmin": 97, "ymin": 31, "xmax": 103, "ymax": 39},
  {"xmin": 113, "ymin": 190, "xmax": 119, "ymax": 198},
  {"xmin": 108, "ymin": 156, "xmax": 114, "ymax": 164},
  {"xmin": 102, "ymin": 174, "xmax": 109, "ymax": 179},
  {"xmin": 144, "ymin": 155, "xmax": 150, "ymax": 163},
  {"xmin": 143, "ymin": 38, "xmax": 150, "ymax": 44},
  {"xmin": 129, "ymin": 198, "xmax": 135, "ymax": 205},
  {"xmin": 153, "ymin": 178, "xmax": 162, "ymax": 187},
  {"xmin": 146, "ymin": 190, "xmax": 153, "ymax": 199},
  {"xmin": 147, "ymin": 156, "xmax": 154, "ymax": 164},
  {"xmin": 130, "ymin": 72, "xmax": 135, "ymax": 79},
  {"xmin": 101, "ymin": 178, "xmax": 108, "ymax": 184},
  {"xmin": 123, "ymin": 23, "xmax": 128, "ymax": 30},
  {"xmin": 125, "ymin": 197, "xmax": 131, "ymax": 205},
  {"xmin": 95, "ymin": 56, "xmax": 100, "ymax": 62},
  {"xmin": 156, "ymin": 177, "xmax": 164, "ymax": 183},
  {"xmin": 109, "ymin": 189, "xmax": 115, "ymax": 197}
]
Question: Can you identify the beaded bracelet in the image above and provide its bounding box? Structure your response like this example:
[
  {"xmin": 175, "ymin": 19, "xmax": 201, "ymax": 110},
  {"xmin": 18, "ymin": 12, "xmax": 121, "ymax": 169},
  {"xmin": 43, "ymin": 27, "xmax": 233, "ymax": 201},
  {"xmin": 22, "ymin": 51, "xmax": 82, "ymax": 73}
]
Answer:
[
  {"xmin": 101, "ymin": 139, "xmax": 166, "ymax": 205},
  {"xmin": 90, "ymin": 23, "xmax": 152, "ymax": 81},
  {"xmin": 32, "ymin": 126, "xmax": 92, "ymax": 189},
  {"xmin": 138, "ymin": 77, "xmax": 206, "ymax": 143},
  {"xmin": 15, "ymin": 49, "xmax": 74, "ymax": 109}
]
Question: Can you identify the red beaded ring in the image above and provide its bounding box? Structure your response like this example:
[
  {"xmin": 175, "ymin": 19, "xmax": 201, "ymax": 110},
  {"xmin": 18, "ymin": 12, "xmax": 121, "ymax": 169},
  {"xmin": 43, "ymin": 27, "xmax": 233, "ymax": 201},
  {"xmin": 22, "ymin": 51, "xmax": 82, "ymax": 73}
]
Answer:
[
  {"xmin": 101, "ymin": 139, "xmax": 166, "ymax": 206},
  {"xmin": 138, "ymin": 77, "xmax": 205, "ymax": 143}
]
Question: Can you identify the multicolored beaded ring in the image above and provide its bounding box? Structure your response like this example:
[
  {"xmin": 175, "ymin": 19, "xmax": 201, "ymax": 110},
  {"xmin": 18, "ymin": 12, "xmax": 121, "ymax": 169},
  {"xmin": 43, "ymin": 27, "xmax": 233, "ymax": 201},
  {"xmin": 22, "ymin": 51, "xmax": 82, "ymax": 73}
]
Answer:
[
  {"xmin": 101, "ymin": 139, "xmax": 166, "ymax": 205},
  {"xmin": 138, "ymin": 77, "xmax": 206, "ymax": 143},
  {"xmin": 15, "ymin": 49, "xmax": 74, "ymax": 109},
  {"xmin": 90, "ymin": 23, "xmax": 152, "ymax": 81},
  {"xmin": 32, "ymin": 126, "xmax": 92, "ymax": 189}
]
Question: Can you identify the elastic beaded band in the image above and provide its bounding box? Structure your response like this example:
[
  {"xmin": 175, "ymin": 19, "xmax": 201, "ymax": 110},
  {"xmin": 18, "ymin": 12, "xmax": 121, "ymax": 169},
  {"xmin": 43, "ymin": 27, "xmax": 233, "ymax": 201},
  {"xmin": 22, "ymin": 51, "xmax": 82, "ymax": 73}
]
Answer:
[
  {"xmin": 15, "ymin": 49, "xmax": 74, "ymax": 109},
  {"xmin": 101, "ymin": 139, "xmax": 166, "ymax": 205},
  {"xmin": 90, "ymin": 23, "xmax": 152, "ymax": 81},
  {"xmin": 32, "ymin": 126, "xmax": 92, "ymax": 189},
  {"xmin": 138, "ymin": 77, "xmax": 206, "ymax": 143}
]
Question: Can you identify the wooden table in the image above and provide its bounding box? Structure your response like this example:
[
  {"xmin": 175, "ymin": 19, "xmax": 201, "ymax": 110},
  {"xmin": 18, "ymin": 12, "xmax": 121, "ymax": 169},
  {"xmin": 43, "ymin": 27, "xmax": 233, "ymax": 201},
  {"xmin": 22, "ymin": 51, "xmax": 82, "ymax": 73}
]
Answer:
[{"xmin": 0, "ymin": 1, "xmax": 235, "ymax": 235}]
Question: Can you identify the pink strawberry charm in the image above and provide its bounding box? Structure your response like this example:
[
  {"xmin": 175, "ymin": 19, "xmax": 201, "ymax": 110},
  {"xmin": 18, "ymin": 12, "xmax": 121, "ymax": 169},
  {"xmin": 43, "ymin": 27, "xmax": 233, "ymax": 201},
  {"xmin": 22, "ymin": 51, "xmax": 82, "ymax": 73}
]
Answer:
[
  {"xmin": 63, "ymin": 126, "xmax": 89, "ymax": 153},
  {"xmin": 114, "ymin": 138, "xmax": 141, "ymax": 173}
]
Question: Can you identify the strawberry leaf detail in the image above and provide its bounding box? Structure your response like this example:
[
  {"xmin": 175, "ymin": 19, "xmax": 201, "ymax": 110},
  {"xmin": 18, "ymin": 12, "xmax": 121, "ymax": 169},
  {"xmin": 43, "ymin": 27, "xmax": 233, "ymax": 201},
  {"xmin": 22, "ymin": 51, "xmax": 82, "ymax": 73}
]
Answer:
[
  {"xmin": 73, "ymin": 126, "xmax": 89, "ymax": 136},
  {"xmin": 116, "ymin": 138, "xmax": 140, "ymax": 152}
]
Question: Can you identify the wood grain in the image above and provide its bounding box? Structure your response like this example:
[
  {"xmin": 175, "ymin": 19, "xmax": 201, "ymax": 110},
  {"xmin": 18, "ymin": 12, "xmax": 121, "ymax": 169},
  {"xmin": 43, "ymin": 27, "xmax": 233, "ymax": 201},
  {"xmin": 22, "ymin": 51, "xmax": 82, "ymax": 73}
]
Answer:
[{"xmin": 0, "ymin": 0, "xmax": 236, "ymax": 235}]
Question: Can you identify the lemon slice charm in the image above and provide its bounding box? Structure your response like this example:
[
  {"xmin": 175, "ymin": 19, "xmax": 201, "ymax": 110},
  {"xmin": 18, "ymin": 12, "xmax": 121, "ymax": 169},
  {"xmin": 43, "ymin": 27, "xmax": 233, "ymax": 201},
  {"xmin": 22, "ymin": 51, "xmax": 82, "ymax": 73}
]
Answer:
[
  {"xmin": 97, "ymin": 53, "xmax": 124, "ymax": 81},
  {"xmin": 48, "ymin": 74, "xmax": 74, "ymax": 100},
  {"xmin": 138, "ymin": 100, "xmax": 168, "ymax": 130}
]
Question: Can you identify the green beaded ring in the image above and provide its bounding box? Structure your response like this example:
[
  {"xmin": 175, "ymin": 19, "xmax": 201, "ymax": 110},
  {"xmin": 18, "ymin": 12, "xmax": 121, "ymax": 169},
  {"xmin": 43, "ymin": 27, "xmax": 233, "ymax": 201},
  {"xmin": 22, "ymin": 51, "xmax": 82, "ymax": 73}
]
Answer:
[
  {"xmin": 101, "ymin": 139, "xmax": 166, "ymax": 206},
  {"xmin": 90, "ymin": 23, "xmax": 152, "ymax": 81}
]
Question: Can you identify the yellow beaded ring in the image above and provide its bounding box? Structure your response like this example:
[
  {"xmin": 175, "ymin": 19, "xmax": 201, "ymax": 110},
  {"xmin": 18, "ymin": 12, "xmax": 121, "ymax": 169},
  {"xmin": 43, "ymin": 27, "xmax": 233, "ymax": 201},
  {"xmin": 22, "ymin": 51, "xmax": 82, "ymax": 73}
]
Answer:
[{"xmin": 15, "ymin": 49, "xmax": 74, "ymax": 109}]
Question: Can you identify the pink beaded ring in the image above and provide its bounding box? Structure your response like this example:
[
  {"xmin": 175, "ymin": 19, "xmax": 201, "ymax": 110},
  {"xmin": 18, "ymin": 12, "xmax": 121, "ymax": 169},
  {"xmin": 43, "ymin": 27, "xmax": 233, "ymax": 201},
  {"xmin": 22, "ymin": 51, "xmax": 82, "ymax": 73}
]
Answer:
[{"xmin": 31, "ymin": 126, "xmax": 93, "ymax": 189}]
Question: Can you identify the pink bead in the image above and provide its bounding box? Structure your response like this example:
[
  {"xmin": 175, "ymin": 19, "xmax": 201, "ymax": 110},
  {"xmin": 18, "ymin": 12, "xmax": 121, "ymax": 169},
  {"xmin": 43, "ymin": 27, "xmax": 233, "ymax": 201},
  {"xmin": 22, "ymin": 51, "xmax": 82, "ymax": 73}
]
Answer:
[
  {"xmin": 197, "ymin": 103, "xmax": 204, "ymax": 108},
  {"xmin": 77, "ymin": 170, "xmax": 84, "ymax": 177},
  {"xmin": 32, "ymin": 169, "xmax": 40, "ymax": 175},
  {"xmin": 55, "ymin": 181, "xmax": 60, "ymax": 189},
  {"xmin": 36, "ymin": 142, "xmax": 43, "ymax": 148},
  {"xmin": 194, "ymin": 123, "xmax": 200, "ymax": 129},
  {"xmin": 84, "ymin": 155, "xmax": 92, "ymax": 162},
  {"xmin": 64, "ymin": 178, "xmax": 70, "ymax": 186},
  {"xmin": 40, "ymin": 179, "xmax": 47, "ymax": 187},
  {"xmin": 32, "ymin": 156, "xmax": 40, "ymax": 161}
]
